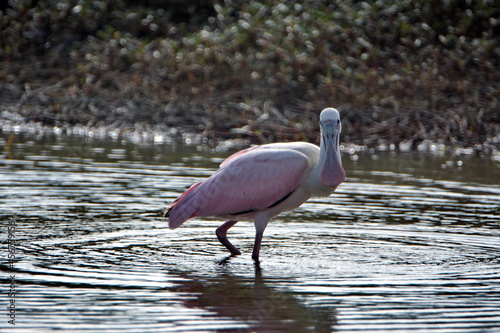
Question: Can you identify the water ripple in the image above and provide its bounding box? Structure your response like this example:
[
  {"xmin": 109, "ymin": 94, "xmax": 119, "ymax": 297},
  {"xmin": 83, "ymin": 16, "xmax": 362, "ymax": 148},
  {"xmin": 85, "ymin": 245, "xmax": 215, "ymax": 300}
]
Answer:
[{"xmin": 1, "ymin": 134, "xmax": 499, "ymax": 332}]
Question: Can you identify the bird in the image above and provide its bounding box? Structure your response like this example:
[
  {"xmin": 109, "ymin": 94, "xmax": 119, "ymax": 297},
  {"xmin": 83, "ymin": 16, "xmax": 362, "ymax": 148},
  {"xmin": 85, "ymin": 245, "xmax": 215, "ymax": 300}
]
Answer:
[{"xmin": 164, "ymin": 107, "xmax": 346, "ymax": 262}]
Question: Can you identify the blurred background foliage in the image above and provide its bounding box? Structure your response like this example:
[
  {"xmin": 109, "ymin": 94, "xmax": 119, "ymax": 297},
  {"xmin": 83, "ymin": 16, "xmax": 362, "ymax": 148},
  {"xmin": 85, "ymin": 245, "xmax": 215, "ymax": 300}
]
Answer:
[{"xmin": 0, "ymin": 0, "xmax": 499, "ymax": 149}]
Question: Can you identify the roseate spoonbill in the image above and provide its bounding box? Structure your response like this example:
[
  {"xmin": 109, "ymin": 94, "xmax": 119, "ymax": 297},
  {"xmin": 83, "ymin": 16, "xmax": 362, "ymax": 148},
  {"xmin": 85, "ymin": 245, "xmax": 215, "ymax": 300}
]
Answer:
[{"xmin": 164, "ymin": 107, "xmax": 345, "ymax": 261}]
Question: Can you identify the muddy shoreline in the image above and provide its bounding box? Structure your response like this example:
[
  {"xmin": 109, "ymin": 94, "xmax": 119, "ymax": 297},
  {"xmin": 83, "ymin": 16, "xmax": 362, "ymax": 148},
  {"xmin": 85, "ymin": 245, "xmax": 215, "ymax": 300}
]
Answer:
[{"xmin": 1, "ymin": 59, "xmax": 498, "ymax": 157}]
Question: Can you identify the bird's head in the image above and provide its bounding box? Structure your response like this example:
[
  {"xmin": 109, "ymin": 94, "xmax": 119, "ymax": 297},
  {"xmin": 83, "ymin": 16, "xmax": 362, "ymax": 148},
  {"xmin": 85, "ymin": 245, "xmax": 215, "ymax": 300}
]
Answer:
[{"xmin": 319, "ymin": 108, "xmax": 345, "ymax": 188}]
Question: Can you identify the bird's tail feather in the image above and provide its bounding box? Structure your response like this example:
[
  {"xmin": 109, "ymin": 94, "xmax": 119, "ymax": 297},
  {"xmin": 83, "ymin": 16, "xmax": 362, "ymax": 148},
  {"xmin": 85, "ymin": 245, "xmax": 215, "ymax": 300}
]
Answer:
[{"xmin": 164, "ymin": 182, "xmax": 202, "ymax": 229}]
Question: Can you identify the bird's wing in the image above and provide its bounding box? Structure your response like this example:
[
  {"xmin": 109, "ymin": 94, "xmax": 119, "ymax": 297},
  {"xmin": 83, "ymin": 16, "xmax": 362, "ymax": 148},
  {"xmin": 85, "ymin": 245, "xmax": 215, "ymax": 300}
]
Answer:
[
  {"xmin": 219, "ymin": 146, "xmax": 258, "ymax": 168},
  {"xmin": 195, "ymin": 147, "xmax": 310, "ymax": 217}
]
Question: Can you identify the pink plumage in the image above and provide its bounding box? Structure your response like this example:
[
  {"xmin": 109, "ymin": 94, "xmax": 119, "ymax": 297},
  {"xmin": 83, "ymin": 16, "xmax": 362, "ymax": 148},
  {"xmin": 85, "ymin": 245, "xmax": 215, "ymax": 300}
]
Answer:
[{"xmin": 165, "ymin": 108, "xmax": 346, "ymax": 261}]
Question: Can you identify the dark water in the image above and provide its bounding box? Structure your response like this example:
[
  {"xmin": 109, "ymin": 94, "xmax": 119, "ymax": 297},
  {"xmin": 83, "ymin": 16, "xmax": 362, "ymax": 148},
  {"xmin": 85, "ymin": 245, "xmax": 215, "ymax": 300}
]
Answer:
[{"xmin": 1, "ymin": 133, "xmax": 499, "ymax": 332}]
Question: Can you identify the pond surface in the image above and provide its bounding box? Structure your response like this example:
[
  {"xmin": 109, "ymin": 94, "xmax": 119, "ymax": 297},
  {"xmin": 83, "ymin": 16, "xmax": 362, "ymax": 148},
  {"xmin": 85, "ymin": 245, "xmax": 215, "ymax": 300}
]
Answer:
[{"xmin": 1, "ymin": 132, "xmax": 499, "ymax": 332}]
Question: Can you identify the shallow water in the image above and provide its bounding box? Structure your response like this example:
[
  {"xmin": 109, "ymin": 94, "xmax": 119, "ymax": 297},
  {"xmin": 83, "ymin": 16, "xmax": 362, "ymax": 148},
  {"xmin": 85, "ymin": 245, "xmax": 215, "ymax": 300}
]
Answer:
[{"xmin": 1, "ymin": 133, "xmax": 499, "ymax": 332}]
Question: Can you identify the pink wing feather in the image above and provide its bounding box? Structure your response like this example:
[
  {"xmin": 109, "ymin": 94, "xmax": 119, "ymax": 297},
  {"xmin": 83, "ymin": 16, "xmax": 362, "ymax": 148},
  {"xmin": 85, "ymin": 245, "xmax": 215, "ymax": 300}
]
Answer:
[{"xmin": 166, "ymin": 147, "xmax": 309, "ymax": 229}]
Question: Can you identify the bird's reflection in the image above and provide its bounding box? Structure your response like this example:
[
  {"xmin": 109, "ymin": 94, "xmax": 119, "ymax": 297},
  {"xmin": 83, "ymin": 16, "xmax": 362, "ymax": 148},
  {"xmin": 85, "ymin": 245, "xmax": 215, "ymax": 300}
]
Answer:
[{"xmin": 169, "ymin": 258, "xmax": 337, "ymax": 332}]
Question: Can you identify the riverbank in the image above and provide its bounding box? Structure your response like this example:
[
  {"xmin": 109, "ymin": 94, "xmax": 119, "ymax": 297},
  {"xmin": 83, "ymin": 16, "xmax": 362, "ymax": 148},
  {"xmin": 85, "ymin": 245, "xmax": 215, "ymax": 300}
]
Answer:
[{"xmin": 1, "ymin": 1, "xmax": 499, "ymax": 153}]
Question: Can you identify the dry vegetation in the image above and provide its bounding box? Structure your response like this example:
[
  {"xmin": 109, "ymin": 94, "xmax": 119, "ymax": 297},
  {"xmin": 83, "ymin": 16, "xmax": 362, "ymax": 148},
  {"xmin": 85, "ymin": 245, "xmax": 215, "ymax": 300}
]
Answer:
[{"xmin": 1, "ymin": 0, "xmax": 499, "ymax": 151}]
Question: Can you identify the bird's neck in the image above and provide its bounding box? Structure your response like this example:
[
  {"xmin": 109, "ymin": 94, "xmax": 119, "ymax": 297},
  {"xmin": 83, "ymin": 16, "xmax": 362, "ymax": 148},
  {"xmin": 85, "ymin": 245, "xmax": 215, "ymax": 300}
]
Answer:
[{"xmin": 306, "ymin": 136, "xmax": 336, "ymax": 197}]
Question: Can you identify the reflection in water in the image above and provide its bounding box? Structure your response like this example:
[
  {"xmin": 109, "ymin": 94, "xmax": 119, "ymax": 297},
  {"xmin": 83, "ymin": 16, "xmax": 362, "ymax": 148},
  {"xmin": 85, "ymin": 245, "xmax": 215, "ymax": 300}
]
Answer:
[
  {"xmin": 0, "ymin": 132, "xmax": 499, "ymax": 332},
  {"xmin": 170, "ymin": 265, "xmax": 337, "ymax": 333}
]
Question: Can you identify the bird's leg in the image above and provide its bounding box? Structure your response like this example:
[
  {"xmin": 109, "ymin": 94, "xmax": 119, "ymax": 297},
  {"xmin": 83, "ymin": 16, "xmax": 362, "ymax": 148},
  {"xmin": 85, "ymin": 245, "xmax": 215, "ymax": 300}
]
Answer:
[
  {"xmin": 252, "ymin": 230, "xmax": 264, "ymax": 262},
  {"xmin": 252, "ymin": 215, "xmax": 270, "ymax": 262},
  {"xmin": 215, "ymin": 220, "xmax": 241, "ymax": 256}
]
